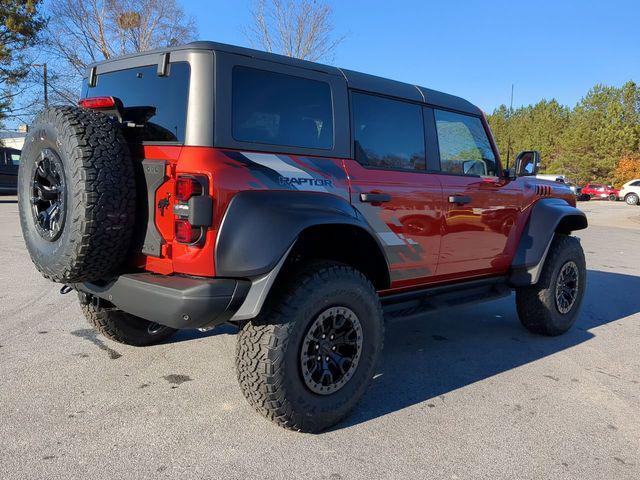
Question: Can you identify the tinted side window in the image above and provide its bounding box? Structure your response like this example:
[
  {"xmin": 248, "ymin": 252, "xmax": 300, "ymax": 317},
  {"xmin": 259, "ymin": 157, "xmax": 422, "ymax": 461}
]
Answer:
[
  {"xmin": 82, "ymin": 62, "xmax": 190, "ymax": 143},
  {"xmin": 632, "ymin": 180, "xmax": 640, "ymax": 186},
  {"xmin": 232, "ymin": 66, "xmax": 333, "ymax": 149},
  {"xmin": 434, "ymin": 110, "xmax": 498, "ymax": 176},
  {"xmin": 352, "ymin": 92, "xmax": 425, "ymax": 171}
]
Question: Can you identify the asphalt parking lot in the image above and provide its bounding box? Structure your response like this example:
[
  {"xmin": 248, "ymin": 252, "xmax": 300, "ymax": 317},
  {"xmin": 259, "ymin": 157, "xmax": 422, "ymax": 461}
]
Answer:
[{"xmin": 1, "ymin": 196, "xmax": 639, "ymax": 480}]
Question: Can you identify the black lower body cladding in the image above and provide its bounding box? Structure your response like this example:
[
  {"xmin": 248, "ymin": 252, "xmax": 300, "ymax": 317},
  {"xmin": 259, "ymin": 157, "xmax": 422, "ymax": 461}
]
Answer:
[
  {"xmin": 18, "ymin": 106, "xmax": 136, "ymax": 283},
  {"xmin": 77, "ymin": 273, "xmax": 251, "ymax": 330}
]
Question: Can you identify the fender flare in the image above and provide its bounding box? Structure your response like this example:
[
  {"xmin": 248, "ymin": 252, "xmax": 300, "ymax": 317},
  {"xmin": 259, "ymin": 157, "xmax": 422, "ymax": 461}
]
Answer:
[
  {"xmin": 509, "ymin": 198, "xmax": 588, "ymax": 286},
  {"xmin": 215, "ymin": 190, "xmax": 390, "ymax": 279}
]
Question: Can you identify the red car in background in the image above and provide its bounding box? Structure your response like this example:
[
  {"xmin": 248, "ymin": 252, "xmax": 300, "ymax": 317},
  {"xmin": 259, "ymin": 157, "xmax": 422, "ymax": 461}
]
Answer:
[{"xmin": 581, "ymin": 183, "xmax": 620, "ymax": 200}]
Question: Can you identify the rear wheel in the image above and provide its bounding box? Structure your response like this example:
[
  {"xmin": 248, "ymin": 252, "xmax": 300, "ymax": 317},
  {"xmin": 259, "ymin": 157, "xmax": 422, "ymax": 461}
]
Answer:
[
  {"xmin": 80, "ymin": 299, "xmax": 177, "ymax": 347},
  {"xmin": 625, "ymin": 193, "xmax": 639, "ymax": 206},
  {"xmin": 516, "ymin": 234, "xmax": 586, "ymax": 336},
  {"xmin": 608, "ymin": 194, "xmax": 617, "ymax": 201},
  {"xmin": 235, "ymin": 262, "xmax": 384, "ymax": 433}
]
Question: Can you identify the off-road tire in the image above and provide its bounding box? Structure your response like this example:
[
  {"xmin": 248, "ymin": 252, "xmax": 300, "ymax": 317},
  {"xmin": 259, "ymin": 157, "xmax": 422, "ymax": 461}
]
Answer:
[
  {"xmin": 625, "ymin": 193, "xmax": 639, "ymax": 206},
  {"xmin": 236, "ymin": 262, "xmax": 384, "ymax": 433},
  {"xmin": 18, "ymin": 106, "xmax": 136, "ymax": 283},
  {"xmin": 80, "ymin": 300, "xmax": 177, "ymax": 347},
  {"xmin": 516, "ymin": 234, "xmax": 586, "ymax": 336}
]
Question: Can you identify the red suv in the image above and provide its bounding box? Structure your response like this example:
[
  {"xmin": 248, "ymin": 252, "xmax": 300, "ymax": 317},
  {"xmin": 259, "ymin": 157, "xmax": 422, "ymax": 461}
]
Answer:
[
  {"xmin": 581, "ymin": 183, "xmax": 619, "ymax": 200},
  {"xmin": 18, "ymin": 41, "xmax": 587, "ymax": 432}
]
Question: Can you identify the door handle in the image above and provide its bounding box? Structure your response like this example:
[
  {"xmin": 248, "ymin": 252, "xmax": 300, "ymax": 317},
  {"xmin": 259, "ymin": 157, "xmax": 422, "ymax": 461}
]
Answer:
[
  {"xmin": 360, "ymin": 192, "xmax": 392, "ymax": 203},
  {"xmin": 448, "ymin": 195, "xmax": 472, "ymax": 205}
]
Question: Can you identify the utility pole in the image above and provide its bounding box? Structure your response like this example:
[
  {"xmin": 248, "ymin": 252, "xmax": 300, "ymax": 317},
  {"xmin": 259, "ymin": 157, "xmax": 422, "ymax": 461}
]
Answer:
[
  {"xmin": 43, "ymin": 63, "xmax": 48, "ymax": 107},
  {"xmin": 32, "ymin": 63, "xmax": 48, "ymax": 107},
  {"xmin": 506, "ymin": 84, "xmax": 514, "ymax": 169}
]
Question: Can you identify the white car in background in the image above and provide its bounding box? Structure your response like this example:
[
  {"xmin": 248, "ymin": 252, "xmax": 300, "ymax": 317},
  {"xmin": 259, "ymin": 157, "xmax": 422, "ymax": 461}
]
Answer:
[{"xmin": 619, "ymin": 179, "xmax": 640, "ymax": 205}]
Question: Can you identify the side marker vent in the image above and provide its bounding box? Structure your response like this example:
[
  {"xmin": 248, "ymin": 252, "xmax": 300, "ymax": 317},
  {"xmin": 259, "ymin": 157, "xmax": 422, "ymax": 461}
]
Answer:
[{"xmin": 535, "ymin": 185, "xmax": 552, "ymax": 197}]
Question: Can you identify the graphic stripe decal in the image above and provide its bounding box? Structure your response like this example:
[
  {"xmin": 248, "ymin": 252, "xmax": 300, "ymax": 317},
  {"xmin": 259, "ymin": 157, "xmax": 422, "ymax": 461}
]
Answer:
[{"xmin": 242, "ymin": 152, "xmax": 329, "ymax": 192}]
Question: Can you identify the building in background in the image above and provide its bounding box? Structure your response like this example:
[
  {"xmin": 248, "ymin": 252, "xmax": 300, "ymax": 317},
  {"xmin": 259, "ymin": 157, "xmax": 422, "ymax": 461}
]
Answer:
[{"xmin": 0, "ymin": 127, "xmax": 27, "ymax": 150}]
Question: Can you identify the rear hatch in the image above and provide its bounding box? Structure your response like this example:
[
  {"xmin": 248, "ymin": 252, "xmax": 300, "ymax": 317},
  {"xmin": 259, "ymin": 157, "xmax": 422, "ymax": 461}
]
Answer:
[{"xmin": 80, "ymin": 61, "xmax": 192, "ymax": 266}]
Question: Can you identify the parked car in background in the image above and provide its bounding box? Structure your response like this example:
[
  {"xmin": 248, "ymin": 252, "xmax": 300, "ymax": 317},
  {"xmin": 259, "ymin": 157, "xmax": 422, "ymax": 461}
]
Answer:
[
  {"xmin": 581, "ymin": 183, "xmax": 619, "ymax": 201},
  {"xmin": 0, "ymin": 146, "xmax": 20, "ymax": 193},
  {"xmin": 618, "ymin": 179, "xmax": 640, "ymax": 205}
]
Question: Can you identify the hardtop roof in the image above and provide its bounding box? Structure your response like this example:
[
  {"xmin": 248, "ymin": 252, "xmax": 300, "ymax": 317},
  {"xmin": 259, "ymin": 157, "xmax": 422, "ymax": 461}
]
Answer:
[{"xmin": 88, "ymin": 40, "xmax": 482, "ymax": 115}]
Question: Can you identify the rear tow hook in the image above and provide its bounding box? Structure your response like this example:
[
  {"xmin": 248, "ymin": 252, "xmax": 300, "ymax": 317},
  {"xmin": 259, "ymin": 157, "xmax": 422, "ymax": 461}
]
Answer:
[{"xmin": 60, "ymin": 285, "xmax": 73, "ymax": 295}]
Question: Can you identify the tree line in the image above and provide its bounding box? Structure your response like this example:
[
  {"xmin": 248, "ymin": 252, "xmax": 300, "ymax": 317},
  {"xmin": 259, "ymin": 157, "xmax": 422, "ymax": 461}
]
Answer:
[{"xmin": 487, "ymin": 81, "xmax": 640, "ymax": 186}]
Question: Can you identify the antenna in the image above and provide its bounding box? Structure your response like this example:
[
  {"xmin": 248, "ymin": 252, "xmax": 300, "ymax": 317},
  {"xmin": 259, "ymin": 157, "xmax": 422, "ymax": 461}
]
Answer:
[{"xmin": 506, "ymin": 84, "xmax": 514, "ymax": 170}]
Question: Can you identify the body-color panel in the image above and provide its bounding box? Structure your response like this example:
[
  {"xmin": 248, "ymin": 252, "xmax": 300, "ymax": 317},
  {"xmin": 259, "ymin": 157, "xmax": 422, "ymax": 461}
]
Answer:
[{"xmin": 342, "ymin": 160, "xmax": 444, "ymax": 288}]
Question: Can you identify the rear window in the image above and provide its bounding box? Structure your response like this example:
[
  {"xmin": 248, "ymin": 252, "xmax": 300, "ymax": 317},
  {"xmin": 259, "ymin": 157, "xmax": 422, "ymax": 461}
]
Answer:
[
  {"xmin": 352, "ymin": 92, "xmax": 425, "ymax": 171},
  {"xmin": 81, "ymin": 62, "xmax": 190, "ymax": 143},
  {"xmin": 232, "ymin": 66, "xmax": 333, "ymax": 149}
]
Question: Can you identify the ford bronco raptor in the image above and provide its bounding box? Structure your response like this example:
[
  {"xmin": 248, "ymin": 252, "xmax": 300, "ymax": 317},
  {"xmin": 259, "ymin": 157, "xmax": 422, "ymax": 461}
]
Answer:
[{"xmin": 18, "ymin": 41, "xmax": 587, "ymax": 433}]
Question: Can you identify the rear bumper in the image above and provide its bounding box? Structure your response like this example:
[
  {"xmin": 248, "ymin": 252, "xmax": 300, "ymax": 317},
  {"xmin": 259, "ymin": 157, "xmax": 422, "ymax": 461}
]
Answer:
[{"xmin": 76, "ymin": 273, "xmax": 251, "ymax": 330}]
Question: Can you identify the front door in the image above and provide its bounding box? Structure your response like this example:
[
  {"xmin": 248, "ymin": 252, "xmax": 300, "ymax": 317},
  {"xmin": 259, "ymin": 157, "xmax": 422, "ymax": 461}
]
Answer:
[
  {"xmin": 432, "ymin": 109, "xmax": 521, "ymax": 278},
  {"xmin": 345, "ymin": 92, "xmax": 443, "ymax": 288}
]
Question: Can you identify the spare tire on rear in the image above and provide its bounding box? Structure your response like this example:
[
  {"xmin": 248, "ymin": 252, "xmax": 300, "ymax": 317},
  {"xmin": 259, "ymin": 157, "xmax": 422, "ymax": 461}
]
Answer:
[{"xmin": 18, "ymin": 106, "xmax": 136, "ymax": 283}]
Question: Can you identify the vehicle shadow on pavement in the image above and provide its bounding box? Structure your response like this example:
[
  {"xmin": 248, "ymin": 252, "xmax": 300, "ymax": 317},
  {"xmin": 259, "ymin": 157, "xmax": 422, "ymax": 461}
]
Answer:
[
  {"xmin": 166, "ymin": 322, "xmax": 238, "ymax": 343},
  {"xmin": 0, "ymin": 199, "xmax": 18, "ymax": 203},
  {"xmin": 337, "ymin": 269, "xmax": 640, "ymax": 430}
]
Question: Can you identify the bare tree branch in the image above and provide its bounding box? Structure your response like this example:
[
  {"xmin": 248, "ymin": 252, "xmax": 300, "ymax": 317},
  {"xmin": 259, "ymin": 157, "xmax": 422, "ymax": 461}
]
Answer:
[
  {"xmin": 244, "ymin": 0, "xmax": 345, "ymax": 62},
  {"xmin": 43, "ymin": 0, "xmax": 197, "ymax": 105}
]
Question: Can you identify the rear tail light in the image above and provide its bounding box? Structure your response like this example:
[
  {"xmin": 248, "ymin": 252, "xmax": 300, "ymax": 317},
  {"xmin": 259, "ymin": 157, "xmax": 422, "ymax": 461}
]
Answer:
[
  {"xmin": 175, "ymin": 219, "xmax": 201, "ymax": 244},
  {"xmin": 78, "ymin": 96, "xmax": 116, "ymax": 109},
  {"xmin": 172, "ymin": 175, "xmax": 212, "ymax": 245},
  {"xmin": 175, "ymin": 176, "xmax": 203, "ymax": 202}
]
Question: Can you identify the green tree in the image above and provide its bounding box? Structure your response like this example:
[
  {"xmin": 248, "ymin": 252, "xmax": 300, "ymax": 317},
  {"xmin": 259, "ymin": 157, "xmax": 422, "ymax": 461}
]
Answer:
[
  {"xmin": 0, "ymin": 0, "xmax": 45, "ymax": 126},
  {"xmin": 488, "ymin": 82, "xmax": 640, "ymax": 185},
  {"xmin": 487, "ymin": 99, "xmax": 570, "ymax": 170},
  {"xmin": 550, "ymin": 81, "xmax": 640, "ymax": 183}
]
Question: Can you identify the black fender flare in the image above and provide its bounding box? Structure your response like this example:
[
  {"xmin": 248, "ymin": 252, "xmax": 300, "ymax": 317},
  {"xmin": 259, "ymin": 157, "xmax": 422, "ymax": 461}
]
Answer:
[
  {"xmin": 509, "ymin": 198, "xmax": 588, "ymax": 286},
  {"xmin": 215, "ymin": 190, "xmax": 390, "ymax": 280}
]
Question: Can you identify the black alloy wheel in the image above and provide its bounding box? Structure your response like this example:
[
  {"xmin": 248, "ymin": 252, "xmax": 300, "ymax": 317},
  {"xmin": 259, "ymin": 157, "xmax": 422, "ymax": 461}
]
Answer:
[
  {"xmin": 554, "ymin": 260, "xmax": 579, "ymax": 314},
  {"xmin": 300, "ymin": 306, "xmax": 364, "ymax": 395}
]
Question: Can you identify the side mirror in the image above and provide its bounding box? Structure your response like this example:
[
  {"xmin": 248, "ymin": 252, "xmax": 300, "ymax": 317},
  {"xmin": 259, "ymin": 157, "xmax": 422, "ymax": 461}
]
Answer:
[{"xmin": 514, "ymin": 150, "xmax": 541, "ymax": 177}]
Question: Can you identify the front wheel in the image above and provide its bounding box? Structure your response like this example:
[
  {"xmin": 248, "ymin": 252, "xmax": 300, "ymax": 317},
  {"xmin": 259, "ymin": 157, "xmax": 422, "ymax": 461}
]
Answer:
[
  {"xmin": 235, "ymin": 262, "xmax": 384, "ymax": 433},
  {"xmin": 516, "ymin": 234, "xmax": 586, "ymax": 336},
  {"xmin": 625, "ymin": 193, "xmax": 639, "ymax": 206}
]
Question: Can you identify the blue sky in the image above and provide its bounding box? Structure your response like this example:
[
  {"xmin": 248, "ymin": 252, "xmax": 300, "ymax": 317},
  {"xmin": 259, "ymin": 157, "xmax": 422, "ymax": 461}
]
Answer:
[{"xmin": 185, "ymin": 0, "xmax": 640, "ymax": 112}]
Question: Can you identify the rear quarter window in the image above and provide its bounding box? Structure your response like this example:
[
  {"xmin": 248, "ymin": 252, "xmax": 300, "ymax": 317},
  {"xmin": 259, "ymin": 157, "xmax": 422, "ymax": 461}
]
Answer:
[
  {"xmin": 231, "ymin": 66, "xmax": 334, "ymax": 150},
  {"xmin": 81, "ymin": 62, "xmax": 190, "ymax": 143}
]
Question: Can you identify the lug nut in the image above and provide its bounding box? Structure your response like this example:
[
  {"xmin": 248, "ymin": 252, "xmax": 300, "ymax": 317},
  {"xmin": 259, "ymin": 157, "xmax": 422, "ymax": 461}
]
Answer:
[
  {"xmin": 317, "ymin": 356, "xmax": 321, "ymax": 361},
  {"xmin": 325, "ymin": 356, "xmax": 329, "ymax": 361},
  {"xmin": 332, "ymin": 346, "xmax": 336, "ymax": 351}
]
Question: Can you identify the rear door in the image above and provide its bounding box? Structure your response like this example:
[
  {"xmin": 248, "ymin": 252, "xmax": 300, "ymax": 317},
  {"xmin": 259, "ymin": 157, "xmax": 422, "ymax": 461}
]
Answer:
[
  {"xmin": 432, "ymin": 109, "xmax": 521, "ymax": 278},
  {"xmin": 344, "ymin": 92, "xmax": 443, "ymax": 287}
]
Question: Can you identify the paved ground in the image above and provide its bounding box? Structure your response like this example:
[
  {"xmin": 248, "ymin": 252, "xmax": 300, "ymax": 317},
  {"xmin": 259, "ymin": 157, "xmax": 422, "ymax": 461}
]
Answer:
[{"xmin": 1, "ymin": 195, "xmax": 639, "ymax": 480}]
